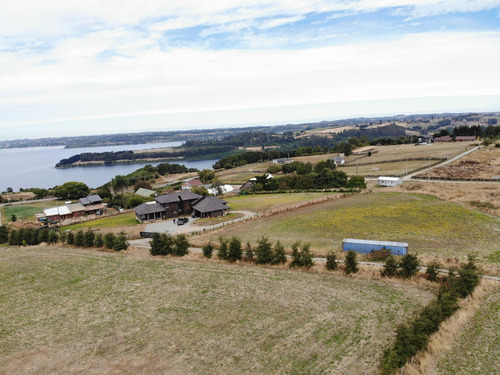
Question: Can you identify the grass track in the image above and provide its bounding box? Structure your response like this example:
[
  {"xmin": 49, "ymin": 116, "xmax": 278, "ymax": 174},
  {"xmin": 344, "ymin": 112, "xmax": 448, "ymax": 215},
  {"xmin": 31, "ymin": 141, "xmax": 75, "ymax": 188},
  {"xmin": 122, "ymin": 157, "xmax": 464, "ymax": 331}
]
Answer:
[{"xmin": 0, "ymin": 246, "xmax": 432, "ymax": 375}]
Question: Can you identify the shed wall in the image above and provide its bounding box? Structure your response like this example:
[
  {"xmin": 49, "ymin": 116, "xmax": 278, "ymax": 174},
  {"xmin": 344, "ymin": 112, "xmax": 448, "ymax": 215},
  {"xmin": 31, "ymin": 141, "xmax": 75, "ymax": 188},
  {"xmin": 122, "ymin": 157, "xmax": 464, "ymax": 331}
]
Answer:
[{"xmin": 342, "ymin": 241, "xmax": 407, "ymax": 256}]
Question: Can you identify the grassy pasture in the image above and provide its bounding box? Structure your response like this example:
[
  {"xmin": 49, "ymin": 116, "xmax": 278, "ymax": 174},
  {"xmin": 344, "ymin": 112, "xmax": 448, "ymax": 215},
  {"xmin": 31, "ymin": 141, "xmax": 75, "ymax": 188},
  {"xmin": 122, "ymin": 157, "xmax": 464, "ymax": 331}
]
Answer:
[
  {"xmin": 1, "ymin": 200, "xmax": 62, "ymax": 222},
  {"xmin": 215, "ymin": 162, "xmax": 269, "ymax": 184},
  {"xmin": 191, "ymin": 193, "xmax": 500, "ymax": 264},
  {"xmin": 62, "ymin": 212, "xmax": 139, "ymax": 230},
  {"xmin": 0, "ymin": 246, "xmax": 432, "ymax": 375},
  {"xmin": 436, "ymin": 286, "xmax": 500, "ymax": 375},
  {"xmin": 224, "ymin": 192, "xmax": 340, "ymax": 213}
]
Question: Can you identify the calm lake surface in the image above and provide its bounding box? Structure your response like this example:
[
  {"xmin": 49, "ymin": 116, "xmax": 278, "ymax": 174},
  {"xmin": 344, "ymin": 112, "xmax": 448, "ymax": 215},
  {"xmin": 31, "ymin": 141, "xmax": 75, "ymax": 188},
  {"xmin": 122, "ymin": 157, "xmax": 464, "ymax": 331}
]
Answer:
[{"xmin": 0, "ymin": 142, "xmax": 218, "ymax": 191}]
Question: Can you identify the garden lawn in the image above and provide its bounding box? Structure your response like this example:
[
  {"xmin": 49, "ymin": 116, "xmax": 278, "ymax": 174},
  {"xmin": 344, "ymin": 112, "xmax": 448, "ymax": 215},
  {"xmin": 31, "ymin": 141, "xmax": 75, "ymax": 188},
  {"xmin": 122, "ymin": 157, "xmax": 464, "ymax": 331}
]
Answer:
[
  {"xmin": 191, "ymin": 192, "xmax": 500, "ymax": 263},
  {"xmin": 0, "ymin": 246, "xmax": 432, "ymax": 375},
  {"xmin": 62, "ymin": 212, "xmax": 139, "ymax": 230}
]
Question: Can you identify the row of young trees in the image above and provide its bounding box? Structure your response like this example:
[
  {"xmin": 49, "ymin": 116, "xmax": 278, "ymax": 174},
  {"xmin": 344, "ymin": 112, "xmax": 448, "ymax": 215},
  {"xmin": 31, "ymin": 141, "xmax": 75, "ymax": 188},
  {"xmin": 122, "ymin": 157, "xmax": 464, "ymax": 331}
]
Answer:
[
  {"xmin": 380, "ymin": 256, "xmax": 481, "ymax": 374},
  {"xmin": 0, "ymin": 225, "xmax": 128, "ymax": 251}
]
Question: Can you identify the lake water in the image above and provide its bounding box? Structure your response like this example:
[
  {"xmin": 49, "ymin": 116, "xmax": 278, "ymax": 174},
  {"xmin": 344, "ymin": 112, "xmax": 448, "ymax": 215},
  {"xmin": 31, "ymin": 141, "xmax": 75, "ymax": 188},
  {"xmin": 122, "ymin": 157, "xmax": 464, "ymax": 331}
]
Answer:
[{"xmin": 0, "ymin": 142, "xmax": 218, "ymax": 191}]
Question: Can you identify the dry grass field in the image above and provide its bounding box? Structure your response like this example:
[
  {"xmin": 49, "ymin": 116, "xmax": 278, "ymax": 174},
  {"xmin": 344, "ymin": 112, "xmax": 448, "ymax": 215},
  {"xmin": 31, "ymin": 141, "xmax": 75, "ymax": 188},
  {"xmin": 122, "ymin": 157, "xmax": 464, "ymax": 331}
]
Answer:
[
  {"xmin": 390, "ymin": 181, "xmax": 500, "ymax": 219},
  {"xmin": 339, "ymin": 159, "xmax": 433, "ymax": 177},
  {"xmin": 0, "ymin": 246, "xmax": 433, "ymax": 375},
  {"xmin": 190, "ymin": 193, "xmax": 500, "ymax": 265},
  {"xmin": 215, "ymin": 162, "xmax": 269, "ymax": 184},
  {"xmin": 435, "ymin": 286, "xmax": 499, "ymax": 375},
  {"xmin": 415, "ymin": 145, "xmax": 500, "ymax": 180}
]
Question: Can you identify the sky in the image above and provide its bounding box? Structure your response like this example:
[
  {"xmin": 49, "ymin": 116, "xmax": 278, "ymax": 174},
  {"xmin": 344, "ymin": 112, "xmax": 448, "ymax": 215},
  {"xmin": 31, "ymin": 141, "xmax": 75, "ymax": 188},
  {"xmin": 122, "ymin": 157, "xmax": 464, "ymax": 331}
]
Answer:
[{"xmin": 1, "ymin": 1, "xmax": 500, "ymax": 141}]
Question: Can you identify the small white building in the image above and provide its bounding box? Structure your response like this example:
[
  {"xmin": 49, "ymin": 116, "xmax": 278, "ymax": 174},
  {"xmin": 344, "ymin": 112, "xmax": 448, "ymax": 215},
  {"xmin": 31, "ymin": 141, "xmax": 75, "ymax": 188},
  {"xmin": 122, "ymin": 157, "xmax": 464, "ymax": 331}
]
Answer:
[{"xmin": 377, "ymin": 176, "xmax": 403, "ymax": 187}]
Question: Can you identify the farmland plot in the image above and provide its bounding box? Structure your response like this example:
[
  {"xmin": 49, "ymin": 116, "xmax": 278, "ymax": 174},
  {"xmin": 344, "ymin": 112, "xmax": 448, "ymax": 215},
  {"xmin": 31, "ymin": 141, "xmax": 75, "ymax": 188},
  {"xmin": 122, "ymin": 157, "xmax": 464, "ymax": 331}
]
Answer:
[{"xmin": 0, "ymin": 246, "xmax": 432, "ymax": 375}]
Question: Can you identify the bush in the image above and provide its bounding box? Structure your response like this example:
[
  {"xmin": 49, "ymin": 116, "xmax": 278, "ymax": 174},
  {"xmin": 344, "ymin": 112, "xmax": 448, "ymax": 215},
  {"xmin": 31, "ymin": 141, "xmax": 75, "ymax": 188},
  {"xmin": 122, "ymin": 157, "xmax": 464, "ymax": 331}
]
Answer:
[
  {"xmin": 66, "ymin": 231, "xmax": 75, "ymax": 245},
  {"xmin": 367, "ymin": 247, "xmax": 392, "ymax": 261},
  {"xmin": 94, "ymin": 233, "xmax": 104, "ymax": 248},
  {"xmin": 344, "ymin": 250, "xmax": 358, "ymax": 274},
  {"xmin": 150, "ymin": 233, "xmax": 173, "ymax": 256},
  {"xmin": 84, "ymin": 229, "xmax": 95, "ymax": 247},
  {"xmin": 454, "ymin": 255, "xmax": 480, "ymax": 298},
  {"xmin": 271, "ymin": 240, "xmax": 287, "ymax": 265},
  {"xmin": 0, "ymin": 225, "xmax": 9, "ymax": 243},
  {"xmin": 425, "ymin": 262, "xmax": 441, "ymax": 282},
  {"xmin": 47, "ymin": 230, "xmax": 58, "ymax": 244},
  {"xmin": 381, "ymin": 255, "xmax": 399, "ymax": 277},
  {"xmin": 399, "ymin": 254, "xmax": 420, "ymax": 278},
  {"xmin": 202, "ymin": 242, "xmax": 214, "ymax": 258},
  {"xmin": 244, "ymin": 242, "xmax": 254, "ymax": 262},
  {"xmin": 325, "ymin": 252, "xmax": 338, "ymax": 271},
  {"xmin": 74, "ymin": 231, "xmax": 84, "ymax": 247}
]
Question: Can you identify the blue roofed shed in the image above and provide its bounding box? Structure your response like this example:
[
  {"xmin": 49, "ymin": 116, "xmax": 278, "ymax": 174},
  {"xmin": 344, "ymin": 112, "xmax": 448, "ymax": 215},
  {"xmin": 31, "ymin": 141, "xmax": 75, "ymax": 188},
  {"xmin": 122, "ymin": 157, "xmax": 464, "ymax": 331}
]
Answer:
[{"xmin": 342, "ymin": 239, "xmax": 408, "ymax": 256}]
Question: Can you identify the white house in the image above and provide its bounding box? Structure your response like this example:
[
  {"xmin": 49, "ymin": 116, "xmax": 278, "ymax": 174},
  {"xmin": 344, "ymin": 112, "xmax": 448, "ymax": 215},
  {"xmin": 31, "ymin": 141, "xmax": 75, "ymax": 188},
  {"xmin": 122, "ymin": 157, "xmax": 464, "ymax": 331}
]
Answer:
[{"xmin": 377, "ymin": 176, "xmax": 403, "ymax": 187}]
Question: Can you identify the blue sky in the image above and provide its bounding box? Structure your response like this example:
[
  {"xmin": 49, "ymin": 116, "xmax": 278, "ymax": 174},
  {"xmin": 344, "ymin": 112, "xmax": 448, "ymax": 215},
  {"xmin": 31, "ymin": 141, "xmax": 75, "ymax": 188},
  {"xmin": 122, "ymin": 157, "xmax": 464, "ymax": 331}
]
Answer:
[{"xmin": 1, "ymin": 1, "xmax": 499, "ymax": 140}]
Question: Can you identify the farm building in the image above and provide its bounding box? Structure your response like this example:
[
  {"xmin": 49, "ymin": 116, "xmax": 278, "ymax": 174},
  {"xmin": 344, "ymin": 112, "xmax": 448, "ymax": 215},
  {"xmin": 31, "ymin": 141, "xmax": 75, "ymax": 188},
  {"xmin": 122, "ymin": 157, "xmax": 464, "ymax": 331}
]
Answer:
[
  {"xmin": 377, "ymin": 177, "xmax": 403, "ymax": 187},
  {"xmin": 192, "ymin": 196, "xmax": 230, "ymax": 218},
  {"xmin": 434, "ymin": 135, "xmax": 452, "ymax": 142},
  {"xmin": 182, "ymin": 178, "xmax": 204, "ymax": 190},
  {"xmin": 342, "ymin": 239, "xmax": 408, "ymax": 256},
  {"xmin": 272, "ymin": 158, "xmax": 293, "ymax": 164},
  {"xmin": 455, "ymin": 136, "xmax": 476, "ymax": 142}
]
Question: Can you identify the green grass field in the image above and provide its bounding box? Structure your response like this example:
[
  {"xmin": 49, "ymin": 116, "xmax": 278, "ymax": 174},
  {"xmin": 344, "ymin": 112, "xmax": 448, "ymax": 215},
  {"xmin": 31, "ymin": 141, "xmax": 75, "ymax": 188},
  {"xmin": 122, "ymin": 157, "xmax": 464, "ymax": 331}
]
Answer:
[
  {"xmin": 225, "ymin": 192, "xmax": 340, "ymax": 213},
  {"xmin": 1, "ymin": 200, "xmax": 62, "ymax": 222},
  {"xmin": 62, "ymin": 212, "xmax": 139, "ymax": 230},
  {"xmin": 436, "ymin": 286, "xmax": 499, "ymax": 375},
  {"xmin": 192, "ymin": 193, "xmax": 500, "ymax": 263},
  {"xmin": 193, "ymin": 212, "xmax": 244, "ymax": 226},
  {"xmin": 339, "ymin": 159, "xmax": 435, "ymax": 177},
  {"xmin": 0, "ymin": 246, "xmax": 432, "ymax": 375}
]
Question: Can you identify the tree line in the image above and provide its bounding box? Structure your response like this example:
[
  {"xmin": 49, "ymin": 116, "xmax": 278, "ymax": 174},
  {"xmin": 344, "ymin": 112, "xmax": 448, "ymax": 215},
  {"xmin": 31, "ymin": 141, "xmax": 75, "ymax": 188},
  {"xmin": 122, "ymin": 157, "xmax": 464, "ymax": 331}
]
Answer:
[{"xmin": 0, "ymin": 225, "xmax": 128, "ymax": 251}]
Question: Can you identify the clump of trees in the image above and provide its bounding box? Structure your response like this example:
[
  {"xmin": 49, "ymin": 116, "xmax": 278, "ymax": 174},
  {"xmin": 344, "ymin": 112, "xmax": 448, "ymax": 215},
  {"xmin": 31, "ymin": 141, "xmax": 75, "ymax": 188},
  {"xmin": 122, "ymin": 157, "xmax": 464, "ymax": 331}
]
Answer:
[
  {"xmin": 149, "ymin": 233, "xmax": 190, "ymax": 257},
  {"xmin": 381, "ymin": 253, "xmax": 420, "ymax": 279},
  {"xmin": 52, "ymin": 181, "xmax": 90, "ymax": 199},
  {"xmin": 379, "ymin": 256, "xmax": 481, "ymax": 375}
]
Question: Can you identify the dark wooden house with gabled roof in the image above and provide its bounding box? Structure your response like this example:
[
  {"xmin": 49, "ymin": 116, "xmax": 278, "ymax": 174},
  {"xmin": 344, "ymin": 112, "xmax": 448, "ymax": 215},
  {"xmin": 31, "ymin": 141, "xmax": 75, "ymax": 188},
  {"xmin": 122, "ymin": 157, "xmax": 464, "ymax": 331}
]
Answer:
[{"xmin": 191, "ymin": 196, "xmax": 229, "ymax": 218}]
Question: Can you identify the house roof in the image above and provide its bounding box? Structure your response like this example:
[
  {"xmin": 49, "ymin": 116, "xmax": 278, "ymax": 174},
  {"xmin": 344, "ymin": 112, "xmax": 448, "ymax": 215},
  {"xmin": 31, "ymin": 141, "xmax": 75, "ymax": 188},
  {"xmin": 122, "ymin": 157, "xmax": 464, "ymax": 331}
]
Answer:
[
  {"xmin": 79, "ymin": 194, "xmax": 102, "ymax": 206},
  {"xmin": 83, "ymin": 203, "xmax": 106, "ymax": 212},
  {"xmin": 44, "ymin": 206, "xmax": 71, "ymax": 217},
  {"xmin": 186, "ymin": 178, "xmax": 203, "ymax": 187},
  {"xmin": 135, "ymin": 188, "xmax": 156, "ymax": 197},
  {"xmin": 377, "ymin": 176, "xmax": 401, "ymax": 182},
  {"xmin": 66, "ymin": 203, "xmax": 85, "ymax": 213},
  {"xmin": 434, "ymin": 135, "xmax": 452, "ymax": 141},
  {"xmin": 192, "ymin": 196, "xmax": 229, "ymax": 213},
  {"xmin": 134, "ymin": 201, "xmax": 166, "ymax": 216},
  {"xmin": 155, "ymin": 191, "xmax": 202, "ymax": 204},
  {"xmin": 455, "ymin": 136, "xmax": 476, "ymax": 141}
]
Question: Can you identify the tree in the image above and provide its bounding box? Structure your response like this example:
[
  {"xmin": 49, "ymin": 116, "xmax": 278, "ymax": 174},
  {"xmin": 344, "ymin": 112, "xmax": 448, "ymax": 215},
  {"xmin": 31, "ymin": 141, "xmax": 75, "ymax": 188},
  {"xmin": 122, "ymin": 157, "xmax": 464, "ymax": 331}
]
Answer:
[
  {"xmin": 66, "ymin": 231, "xmax": 75, "ymax": 245},
  {"xmin": 344, "ymin": 250, "xmax": 359, "ymax": 274},
  {"xmin": 325, "ymin": 252, "xmax": 338, "ymax": 271},
  {"xmin": 8, "ymin": 229, "xmax": 19, "ymax": 246},
  {"xmin": 84, "ymin": 229, "xmax": 95, "ymax": 247},
  {"xmin": 0, "ymin": 225, "xmax": 9, "ymax": 243},
  {"xmin": 74, "ymin": 231, "xmax": 84, "ymax": 247},
  {"xmin": 94, "ymin": 233, "xmax": 104, "ymax": 248},
  {"xmin": 381, "ymin": 255, "xmax": 399, "ymax": 277},
  {"xmin": 255, "ymin": 236, "xmax": 273, "ymax": 264},
  {"xmin": 53, "ymin": 181, "xmax": 90, "ymax": 199},
  {"xmin": 150, "ymin": 233, "xmax": 163, "ymax": 256},
  {"xmin": 198, "ymin": 169, "xmax": 216, "ymax": 183},
  {"xmin": 399, "ymin": 254, "xmax": 420, "ymax": 278},
  {"xmin": 104, "ymin": 232, "xmax": 116, "ymax": 249},
  {"xmin": 271, "ymin": 240, "xmax": 287, "ymax": 265},
  {"xmin": 228, "ymin": 236, "xmax": 242, "ymax": 262},
  {"xmin": 11, "ymin": 214, "xmax": 17, "ymax": 222},
  {"xmin": 218, "ymin": 238, "xmax": 229, "ymax": 260},
  {"xmin": 347, "ymin": 176, "xmax": 366, "ymax": 189},
  {"xmin": 173, "ymin": 234, "xmax": 189, "ymax": 256},
  {"xmin": 112, "ymin": 175, "xmax": 127, "ymax": 194},
  {"xmin": 113, "ymin": 231, "xmax": 128, "ymax": 251},
  {"xmin": 38, "ymin": 228, "xmax": 49, "ymax": 243},
  {"xmin": 127, "ymin": 195, "xmax": 146, "ymax": 208},
  {"xmin": 202, "ymin": 242, "xmax": 214, "ymax": 258},
  {"xmin": 455, "ymin": 255, "xmax": 480, "ymax": 298},
  {"xmin": 134, "ymin": 180, "xmax": 152, "ymax": 191},
  {"xmin": 48, "ymin": 230, "xmax": 59, "ymax": 244},
  {"xmin": 290, "ymin": 241, "xmax": 314, "ymax": 268}
]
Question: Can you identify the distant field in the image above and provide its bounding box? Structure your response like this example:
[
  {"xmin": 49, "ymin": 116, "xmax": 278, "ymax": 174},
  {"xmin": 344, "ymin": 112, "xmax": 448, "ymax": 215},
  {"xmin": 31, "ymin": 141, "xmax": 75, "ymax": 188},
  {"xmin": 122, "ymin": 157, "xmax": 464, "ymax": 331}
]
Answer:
[
  {"xmin": 339, "ymin": 159, "xmax": 434, "ymax": 177},
  {"xmin": 436, "ymin": 286, "xmax": 499, "ymax": 375},
  {"xmin": 62, "ymin": 212, "xmax": 139, "ymax": 230},
  {"xmin": 191, "ymin": 192, "xmax": 500, "ymax": 263},
  {"xmin": 215, "ymin": 162, "xmax": 269, "ymax": 184},
  {"xmin": 0, "ymin": 246, "xmax": 432, "ymax": 375},
  {"xmin": 224, "ymin": 192, "xmax": 341, "ymax": 213}
]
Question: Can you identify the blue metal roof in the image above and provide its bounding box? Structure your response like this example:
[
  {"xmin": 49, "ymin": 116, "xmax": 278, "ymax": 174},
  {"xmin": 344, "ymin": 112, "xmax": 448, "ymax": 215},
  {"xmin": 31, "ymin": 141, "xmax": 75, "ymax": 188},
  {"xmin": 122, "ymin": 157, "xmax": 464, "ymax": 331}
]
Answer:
[{"xmin": 342, "ymin": 239, "xmax": 408, "ymax": 247}]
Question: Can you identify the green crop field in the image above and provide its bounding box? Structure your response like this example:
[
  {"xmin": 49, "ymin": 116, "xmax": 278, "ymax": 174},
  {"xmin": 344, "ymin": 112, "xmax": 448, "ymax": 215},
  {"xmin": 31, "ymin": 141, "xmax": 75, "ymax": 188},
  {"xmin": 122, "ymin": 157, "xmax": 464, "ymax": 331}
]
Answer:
[
  {"xmin": 191, "ymin": 192, "xmax": 500, "ymax": 263},
  {"xmin": 62, "ymin": 212, "xmax": 139, "ymax": 230},
  {"xmin": 2, "ymin": 200, "xmax": 62, "ymax": 222},
  {"xmin": 0, "ymin": 246, "xmax": 432, "ymax": 375},
  {"xmin": 436, "ymin": 286, "xmax": 500, "ymax": 375},
  {"xmin": 225, "ymin": 192, "xmax": 340, "ymax": 212}
]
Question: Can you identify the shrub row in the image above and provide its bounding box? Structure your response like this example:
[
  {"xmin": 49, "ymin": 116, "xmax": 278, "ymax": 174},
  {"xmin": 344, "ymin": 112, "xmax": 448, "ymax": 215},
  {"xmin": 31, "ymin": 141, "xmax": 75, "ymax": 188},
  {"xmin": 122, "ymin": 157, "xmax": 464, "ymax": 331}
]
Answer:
[{"xmin": 149, "ymin": 233, "xmax": 190, "ymax": 257}]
